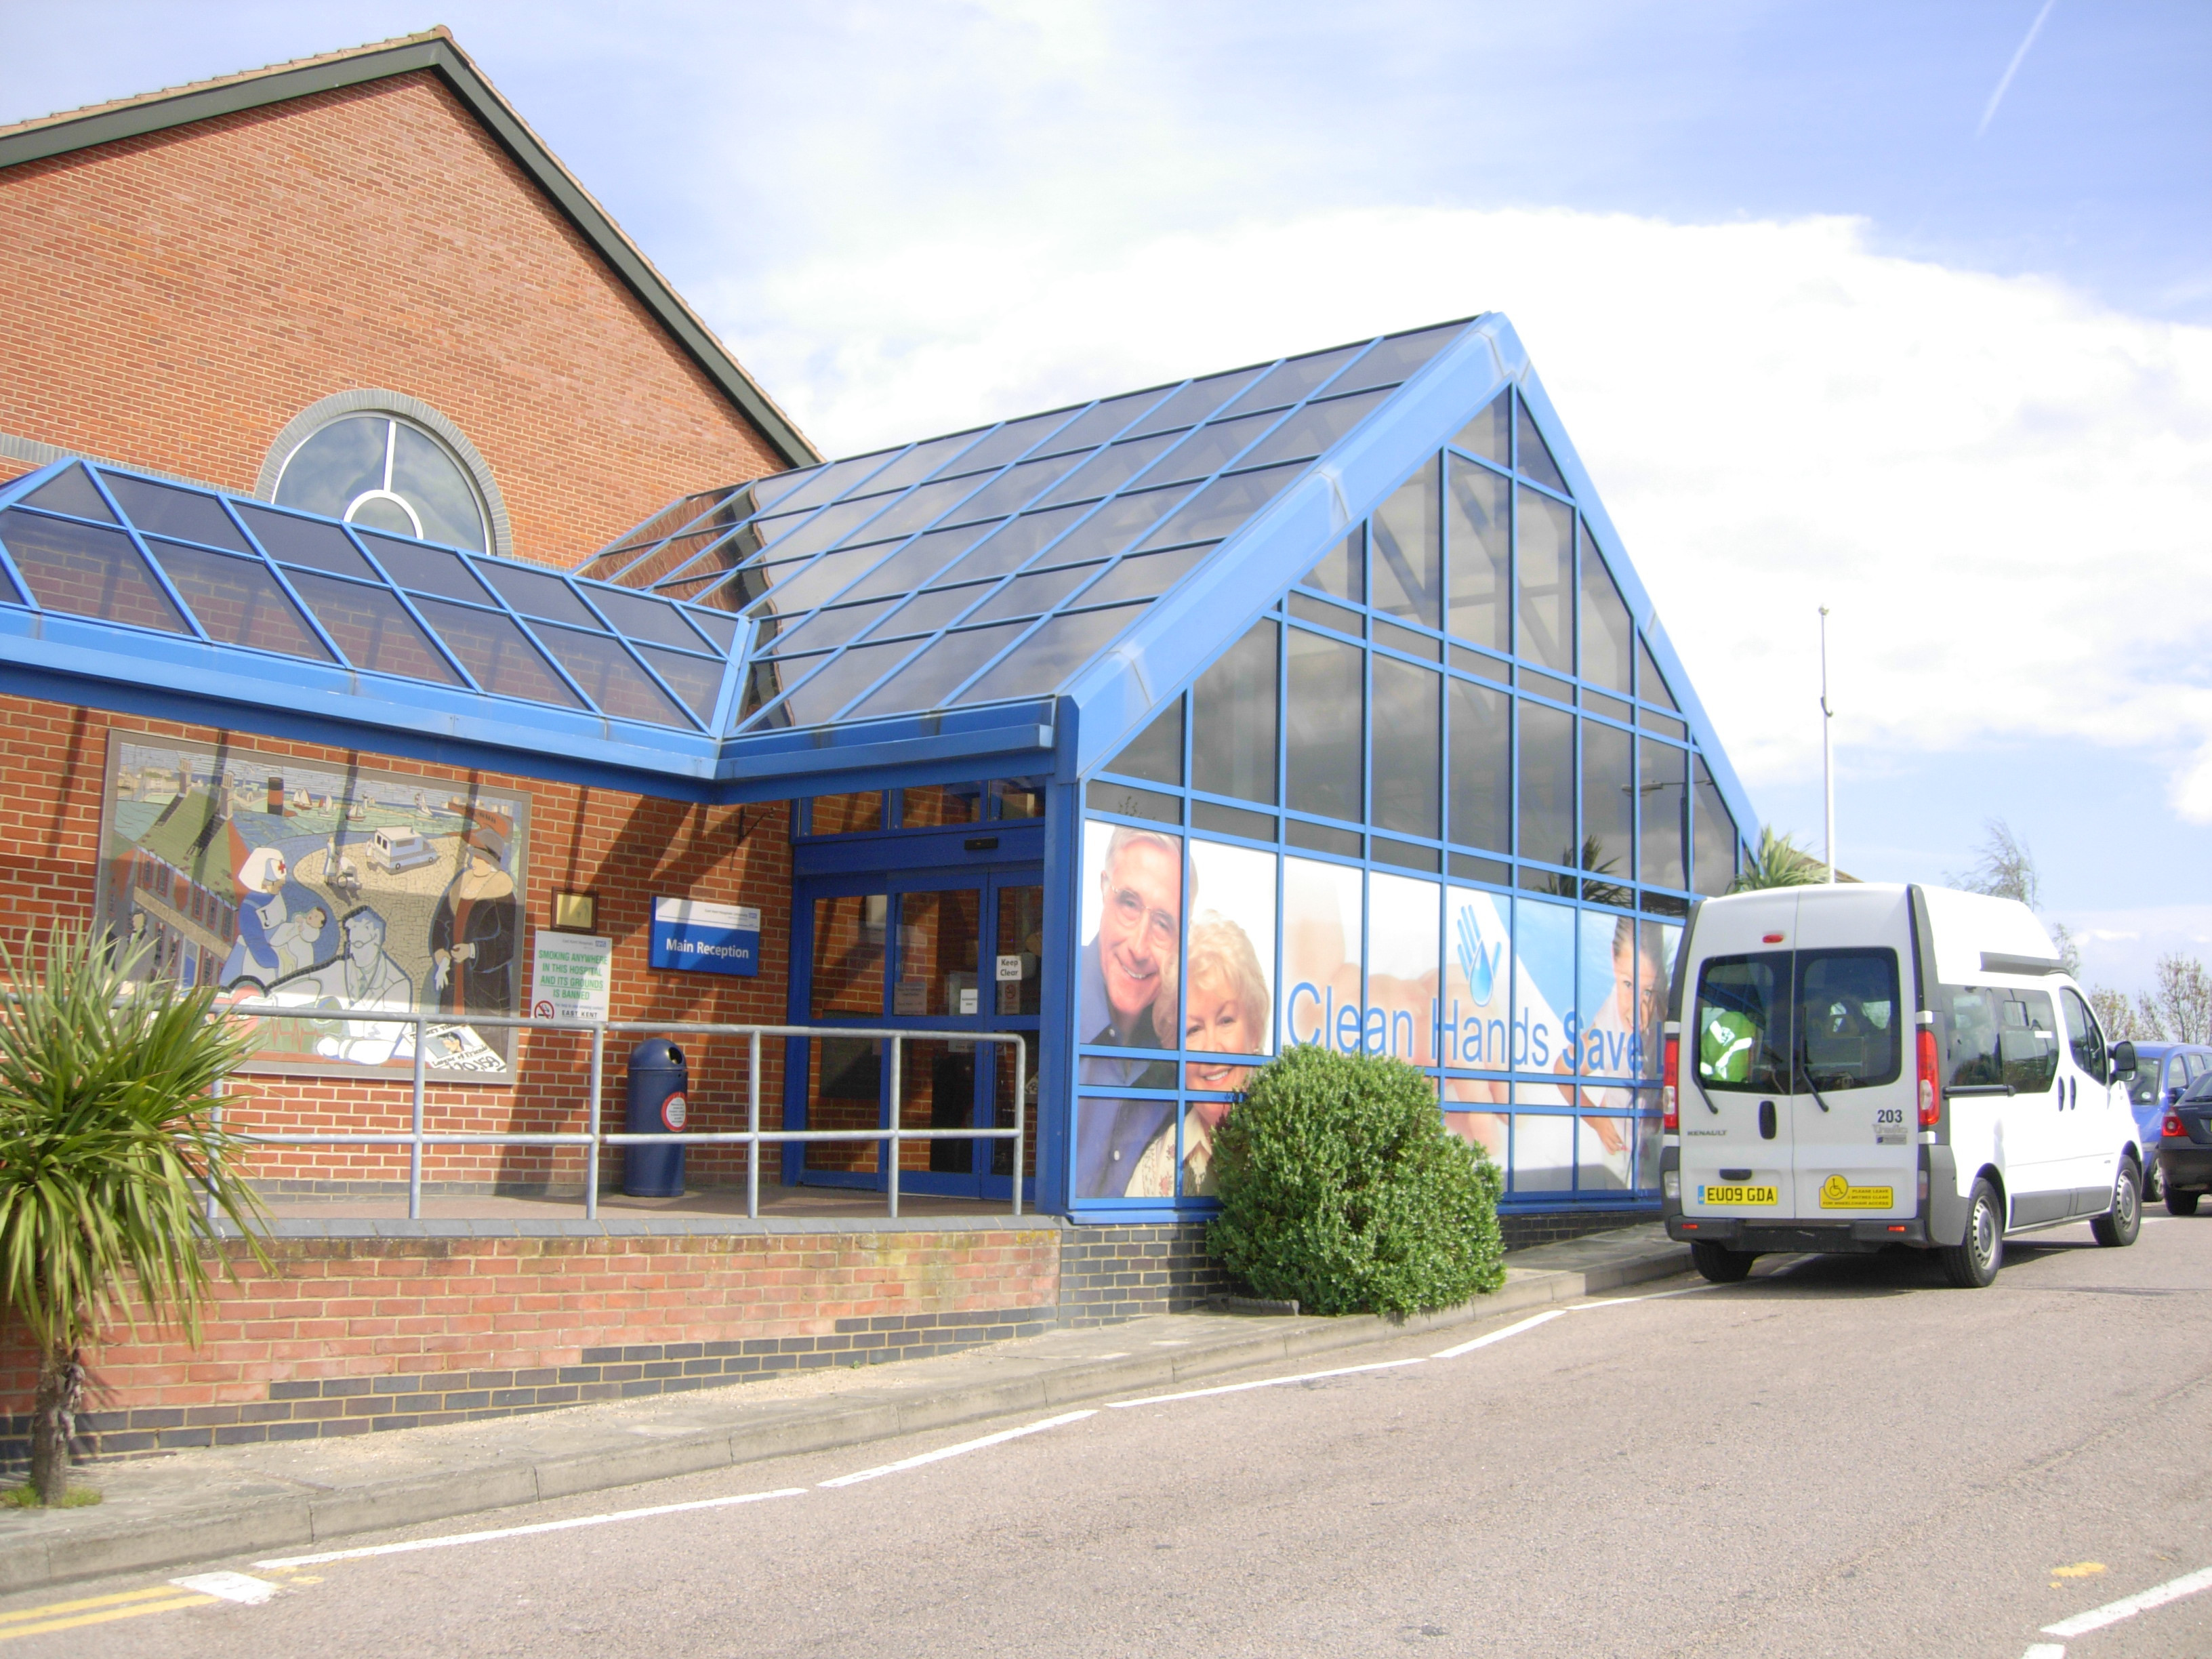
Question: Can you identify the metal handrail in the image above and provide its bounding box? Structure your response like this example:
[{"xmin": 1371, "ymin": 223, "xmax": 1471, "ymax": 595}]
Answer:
[{"xmin": 211, "ymin": 1002, "xmax": 1029, "ymax": 1223}]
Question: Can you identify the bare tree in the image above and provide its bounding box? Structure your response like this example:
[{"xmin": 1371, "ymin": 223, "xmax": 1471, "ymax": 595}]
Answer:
[
  {"xmin": 1950, "ymin": 819, "xmax": 2039, "ymax": 911},
  {"xmin": 2089, "ymin": 986, "xmax": 2139, "ymax": 1041},
  {"xmin": 2136, "ymin": 953, "xmax": 2212, "ymax": 1046},
  {"xmin": 1950, "ymin": 819, "xmax": 2078, "ymax": 972}
]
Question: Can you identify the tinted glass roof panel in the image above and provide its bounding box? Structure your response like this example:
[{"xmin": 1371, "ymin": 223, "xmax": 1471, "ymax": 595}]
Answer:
[
  {"xmin": 767, "ymin": 596, "xmax": 901, "ymax": 657},
  {"xmin": 840, "ymin": 620, "xmax": 1031, "ymax": 722},
  {"xmin": 1321, "ymin": 321, "xmax": 1468, "ymax": 397},
  {"xmin": 1136, "ymin": 463, "xmax": 1306, "ymax": 551},
  {"xmin": 413, "ymin": 598, "xmax": 582, "ymax": 708},
  {"xmin": 943, "ymin": 453, "xmax": 1090, "ymax": 524},
  {"xmin": 146, "ymin": 540, "xmax": 331, "ymax": 661},
  {"xmin": 928, "ymin": 506, "xmax": 1091, "ymax": 586},
  {"xmin": 635, "ymin": 643, "xmax": 725, "ymax": 723},
  {"xmin": 20, "ymin": 465, "xmax": 115, "ymax": 523},
  {"xmin": 235, "ymin": 504, "xmax": 375, "ymax": 577},
  {"xmin": 1074, "ymin": 543, "xmax": 1216, "ymax": 607},
  {"xmin": 1036, "ymin": 388, "xmax": 1174, "ymax": 455},
  {"xmin": 857, "ymin": 582, "xmax": 993, "ymax": 642},
  {"xmin": 953, "ymin": 603, "xmax": 1150, "ymax": 706},
  {"xmin": 770, "ymin": 638, "xmax": 922, "ymax": 726},
  {"xmin": 1136, "ymin": 412, "xmax": 1278, "ymax": 489},
  {"xmin": 0, "ymin": 511, "xmax": 188, "ymax": 634},
  {"xmin": 585, "ymin": 586, "xmax": 714, "ymax": 653},
  {"xmin": 476, "ymin": 561, "xmax": 602, "ymax": 630},
  {"xmin": 1123, "ymin": 369, "xmax": 1266, "ymax": 438},
  {"xmin": 100, "ymin": 473, "xmax": 252, "ymax": 552},
  {"xmin": 928, "ymin": 409, "xmax": 1081, "ymax": 480},
  {"xmin": 1216, "ymin": 344, "xmax": 1367, "ymax": 419},
  {"xmin": 1033, "ymin": 432, "xmax": 1180, "ymax": 508},
  {"xmin": 684, "ymin": 609, "xmax": 740, "ymax": 653},
  {"xmin": 771, "ymin": 453, "xmax": 895, "ymax": 517},
  {"xmin": 1021, "ymin": 485, "xmax": 1195, "ymax": 569},
  {"xmin": 834, "ymin": 522, "xmax": 1002, "ymax": 605},
  {"xmin": 836, "ymin": 475, "xmax": 978, "ymax": 547},
  {"xmin": 1233, "ymin": 388, "xmax": 1391, "ymax": 472},
  {"xmin": 851, "ymin": 432, "xmax": 986, "ymax": 497},
  {"xmin": 756, "ymin": 495, "xmax": 891, "ymax": 564},
  {"xmin": 536, "ymin": 627, "xmax": 691, "ymax": 727},
  {"xmin": 285, "ymin": 571, "xmax": 460, "ymax": 683},
  {"xmin": 964, "ymin": 562, "xmax": 1103, "ymax": 625},
  {"xmin": 355, "ymin": 531, "xmax": 496, "ymax": 604}
]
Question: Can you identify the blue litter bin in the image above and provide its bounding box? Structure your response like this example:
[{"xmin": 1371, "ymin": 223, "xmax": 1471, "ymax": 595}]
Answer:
[{"xmin": 622, "ymin": 1038, "xmax": 689, "ymax": 1197}]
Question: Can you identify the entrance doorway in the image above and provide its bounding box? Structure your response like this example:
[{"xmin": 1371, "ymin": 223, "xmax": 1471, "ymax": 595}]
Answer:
[{"xmin": 790, "ymin": 863, "xmax": 1042, "ymax": 1202}]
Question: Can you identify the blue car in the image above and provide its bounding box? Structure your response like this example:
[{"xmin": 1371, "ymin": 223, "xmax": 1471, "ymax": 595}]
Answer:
[{"xmin": 2125, "ymin": 1043, "xmax": 2212, "ymax": 1202}]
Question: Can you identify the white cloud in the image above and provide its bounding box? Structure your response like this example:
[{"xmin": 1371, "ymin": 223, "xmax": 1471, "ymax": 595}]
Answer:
[{"xmin": 706, "ymin": 205, "xmax": 2212, "ymax": 811}]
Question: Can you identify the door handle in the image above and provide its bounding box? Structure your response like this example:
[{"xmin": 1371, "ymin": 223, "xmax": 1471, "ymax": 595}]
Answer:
[{"xmin": 1759, "ymin": 1100, "xmax": 1776, "ymax": 1140}]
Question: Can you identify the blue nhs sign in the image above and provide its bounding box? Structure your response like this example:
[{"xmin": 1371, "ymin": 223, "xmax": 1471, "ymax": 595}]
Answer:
[{"xmin": 649, "ymin": 897, "xmax": 760, "ymax": 977}]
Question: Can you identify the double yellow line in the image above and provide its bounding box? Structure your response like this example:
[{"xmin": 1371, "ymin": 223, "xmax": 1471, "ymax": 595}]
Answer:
[{"xmin": 0, "ymin": 1583, "xmax": 217, "ymax": 1641}]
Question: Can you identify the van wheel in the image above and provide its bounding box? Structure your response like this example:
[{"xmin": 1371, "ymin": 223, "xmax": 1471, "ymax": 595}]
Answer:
[
  {"xmin": 2169, "ymin": 1189, "xmax": 2202, "ymax": 1217},
  {"xmin": 1690, "ymin": 1240, "xmax": 1755, "ymax": 1284},
  {"xmin": 2091, "ymin": 1162, "xmax": 2141, "ymax": 1248},
  {"xmin": 1940, "ymin": 1179, "xmax": 2004, "ymax": 1288}
]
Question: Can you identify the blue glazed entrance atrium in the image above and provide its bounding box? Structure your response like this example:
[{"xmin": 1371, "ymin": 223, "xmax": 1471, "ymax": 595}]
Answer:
[{"xmin": 0, "ymin": 312, "xmax": 1755, "ymax": 1221}]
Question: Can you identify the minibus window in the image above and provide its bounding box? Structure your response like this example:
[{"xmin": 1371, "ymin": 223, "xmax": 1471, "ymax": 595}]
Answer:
[
  {"xmin": 2060, "ymin": 989, "xmax": 2106, "ymax": 1079},
  {"xmin": 1936, "ymin": 985, "xmax": 2058, "ymax": 1093},
  {"xmin": 1692, "ymin": 952, "xmax": 1792, "ymax": 1092},
  {"xmin": 1797, "ymin": 949, "xmax": 1901, "ymax": 1089}
]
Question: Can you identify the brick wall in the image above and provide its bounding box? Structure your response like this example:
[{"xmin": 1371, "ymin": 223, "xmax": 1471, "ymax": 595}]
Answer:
[
  {"xmin": 1057, "ymin": 1223, "xmax": 1231, "ymax": 1326},
  {"xmin": 0, "ymin": 693, "xmax": 797, "ymax": 1187},
  {"xmin": 0, "ymin": 1226, "xmax": 1061, "ymax": 1463},
  {"xmin": 0, "ymin": 71, "xmax": 790, "ymax": 562}
]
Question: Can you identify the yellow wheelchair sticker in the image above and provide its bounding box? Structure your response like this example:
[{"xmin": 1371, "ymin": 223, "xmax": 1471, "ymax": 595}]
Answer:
[{"xmin": 1819, "ymin": 1174, "xmax": 1895, "ymax": 1210}]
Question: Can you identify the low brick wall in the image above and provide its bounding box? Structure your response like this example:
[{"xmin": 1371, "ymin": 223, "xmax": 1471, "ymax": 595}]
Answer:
[
  {"xmin": 0, "ymin": 1226, "xmax": 1058, "ymax": 1465},
  {"xmin": 1, "ymin": 1205, "xmax": 1638, "ymax": 1468}
]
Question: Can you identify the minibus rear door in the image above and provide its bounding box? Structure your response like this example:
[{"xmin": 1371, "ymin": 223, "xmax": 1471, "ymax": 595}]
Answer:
[
  {"xmin": 1788, "ymin": 889, "xmax": 1916, "ymax": 1223},
  {"xmin": 1682, "ymin": 928, "xmax": 1798, "ymax": 1224}
]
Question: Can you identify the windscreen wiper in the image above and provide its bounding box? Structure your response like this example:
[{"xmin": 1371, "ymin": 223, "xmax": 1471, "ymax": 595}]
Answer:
[{"xmin": 1795, "ymin": 1052, "xmax": 1834, "ymax": 1113}]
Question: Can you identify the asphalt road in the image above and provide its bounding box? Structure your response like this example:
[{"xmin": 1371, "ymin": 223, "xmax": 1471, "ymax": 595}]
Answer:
[{"xmin": 9, "ymin": 1213, "xmax": 2211, "ymax": 1659}]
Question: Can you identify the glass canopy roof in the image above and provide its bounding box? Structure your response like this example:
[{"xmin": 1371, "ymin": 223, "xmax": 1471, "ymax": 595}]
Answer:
[
  {"xmin": 0, "ymin": 463, "xmax": 740, "ymax": 734},
  {"xmin": 582, "ymin": 319, "xmax": 1477, "ymax": 735}
]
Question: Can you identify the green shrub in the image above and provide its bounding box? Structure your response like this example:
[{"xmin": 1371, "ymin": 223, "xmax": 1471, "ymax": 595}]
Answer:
[{"xmin": 1206, "ymin": 1046, "xmax": 1505, "ymax": 1315}]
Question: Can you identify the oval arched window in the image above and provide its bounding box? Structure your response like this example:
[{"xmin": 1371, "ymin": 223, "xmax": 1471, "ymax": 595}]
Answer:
[{"xmin": 274, "ymin": 415, "xmax": 489, "ymax": 552}]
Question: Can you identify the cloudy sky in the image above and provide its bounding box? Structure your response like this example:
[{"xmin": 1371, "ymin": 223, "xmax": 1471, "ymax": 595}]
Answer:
[{"xmin": 6, "ymin": 2, "xmax": 2209, "ymax": 993}]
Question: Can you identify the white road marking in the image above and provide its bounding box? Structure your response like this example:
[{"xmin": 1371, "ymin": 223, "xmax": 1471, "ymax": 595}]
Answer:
[
  {"xmin": 1570, "ymin": 1286, "xmax": 1718, "ymax": 1309},
  {"xmin": 168, "ymin": 1572, "xmax": 277, "ymax": 1605},
  {"xmin": 2021, "ymin": 1644, "xmax": 2065, "ymax": 1658},
  {"xmin": 1108, "ymin": 1356, "xmax": 1429, "ymax": 1408},
  {"xmin": 1431, "ymin": 1309, "xmax": 1566, "ymax": 1357},
  {"xmin": 2043, "ymin": 1564, "xmax": 2212, "ymax": 1637},
  {"xmin": 254, "ymin": 1487, "xmax": 807, "ymax": 1569},
  {"xmin": 819, "ymin": 1410, "xmax": 1097, "ymax": 1486}
]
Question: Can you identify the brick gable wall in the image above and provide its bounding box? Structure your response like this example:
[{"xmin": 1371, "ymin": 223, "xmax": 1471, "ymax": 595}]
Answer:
[{"xmin": 0, "ymin": 71, "xmax": 789, "ymax": 562}]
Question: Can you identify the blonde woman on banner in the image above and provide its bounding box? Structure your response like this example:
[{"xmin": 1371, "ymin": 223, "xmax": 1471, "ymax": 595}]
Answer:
[{"xmin": 1125, "ymin": 911, "xmax": 1271, "ymax": 1200}]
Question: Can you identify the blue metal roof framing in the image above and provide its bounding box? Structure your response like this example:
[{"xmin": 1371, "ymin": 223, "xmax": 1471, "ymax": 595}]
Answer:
[{"xmin": 0, "ymin": 313, "xmax": 1757, "ymax": 842}]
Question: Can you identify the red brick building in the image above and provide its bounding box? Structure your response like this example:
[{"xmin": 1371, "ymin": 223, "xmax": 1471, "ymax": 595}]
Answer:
[{"xmin": 0, "ymin": 33, "xmax": 1200, "ymax": 1461}]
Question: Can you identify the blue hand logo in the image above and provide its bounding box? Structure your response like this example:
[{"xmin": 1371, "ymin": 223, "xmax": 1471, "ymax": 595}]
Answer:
[{"xmin": 1455, "ymin": 905, "xmax": 1503, "ymax": 1004}]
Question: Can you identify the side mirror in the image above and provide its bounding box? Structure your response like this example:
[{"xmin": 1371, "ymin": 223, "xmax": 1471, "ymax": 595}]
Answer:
[
  {"xmin": 2112, "ymin": 1040, "xmax": 2136, "ymax": 1079},
  {"xmin": 2169, "ymin": 1086, "xmax": 2185, "ymax": 1107}
]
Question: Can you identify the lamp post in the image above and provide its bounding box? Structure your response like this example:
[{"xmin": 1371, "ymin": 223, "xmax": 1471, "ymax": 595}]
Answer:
[{"xmin": 1820, "ymin": 606, "xmax": 1835, "ymax": 884}]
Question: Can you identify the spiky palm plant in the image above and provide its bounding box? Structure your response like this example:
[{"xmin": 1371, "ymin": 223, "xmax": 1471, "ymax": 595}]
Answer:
[
  {"xmin": 1732, "ymin": 825, "xmax": 1824, "ymax": 891},
  {"xmin": 0, "ymin": 929, "xmax": 265, "ymax": 1503}
]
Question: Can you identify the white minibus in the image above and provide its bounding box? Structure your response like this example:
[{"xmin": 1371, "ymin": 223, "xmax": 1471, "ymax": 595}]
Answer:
[{"xmin": 1660, "ymin": 884, "xmax": 2145, "ymax": 1287}]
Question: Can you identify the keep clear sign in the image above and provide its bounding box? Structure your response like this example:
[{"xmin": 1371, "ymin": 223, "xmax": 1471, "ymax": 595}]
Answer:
[
  {"xmin": 650, "ymin": 897, "xmax": 762, "ymax": 977},
  {"xmin": 531, "ymin": 930, "xmax": 612, "ymax": 1021}
]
